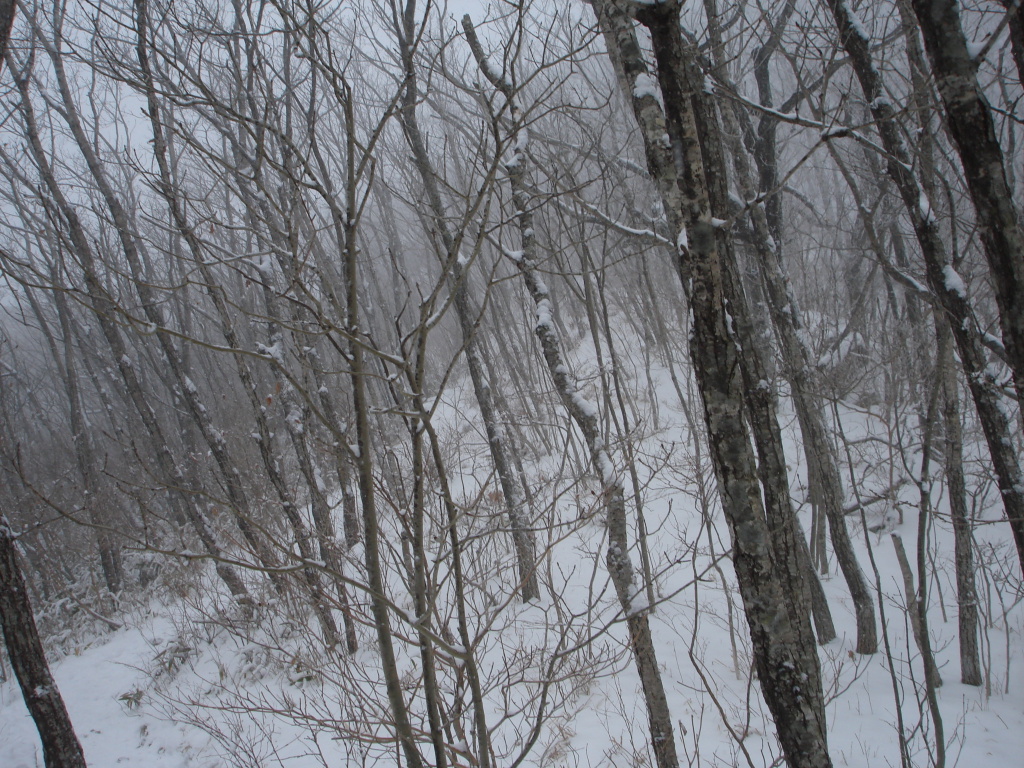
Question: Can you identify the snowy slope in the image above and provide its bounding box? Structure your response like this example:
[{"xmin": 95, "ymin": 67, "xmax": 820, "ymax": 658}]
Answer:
[{"xmin": 3, "ymin": 348, "xmax": 1024, "ymax": 768}]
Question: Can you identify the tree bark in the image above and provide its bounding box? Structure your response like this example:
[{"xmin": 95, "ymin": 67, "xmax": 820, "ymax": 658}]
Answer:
[
  {"xmin": 825, "ymin": 0, "xmax": 1024, "ymax": 580},
  {"xmin": 936, "ymin": 318, "xmax": 982, "ymax": 686},
  {"xmin": 0, "ymin": 515, "xmax": 88, "ymax": 768},
  {"xmin": 464, "ymin": 19, "xmax": 680, "ymax": 767},
  {"xmin": 394, "ymin": 3, "xmax": 539, "ymax": 602},
  {"xmin": 910, "ymin": 0, "xmax": 1024, "ymax": 423},
  {"xmin": 707, "ymin": 15, "xmax": 872, "ymax": 650},
  {"xmin": 591, "ymin": 3, "xmax": 831, "ymax": 767}
]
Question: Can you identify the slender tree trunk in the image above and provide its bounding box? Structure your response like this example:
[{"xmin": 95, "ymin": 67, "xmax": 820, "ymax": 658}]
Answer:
[
  {"xmin": 464, "ymin": 19, "xmax": 679, "ymax": 768},
  {"xmin": 25, "ymin": 285, "xmax": 123, "ymax": 595},
  {"xmin": 825, "ymin": 0, "xmax": 1024, "ymax": 580},
  {"xmin": 936, "ymin": 318, "xmax": 982, "ymax": 686},
  {"xmin": 0, "ymin": 514, "xmax": 88, "ymax": 768},
  {"xmin": 997, "ymin": 0, "xmax": 1024, "ymax": 86},
  {"xmin": 9, "ymin": 57, "xmax": 251, "ymax": 605},
  {"xmin": 36, "ymin": 26, "xmax": 284, "ymax": 586},
  {"xmin": 394, "ymin": 3, "xmax": 539, "ymax": 602}
]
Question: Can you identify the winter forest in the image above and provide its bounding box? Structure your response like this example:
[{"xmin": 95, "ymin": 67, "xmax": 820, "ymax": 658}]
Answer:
[{"xmin": 1, "ymin": 0, "xmax": 1023, "ymax": 766}]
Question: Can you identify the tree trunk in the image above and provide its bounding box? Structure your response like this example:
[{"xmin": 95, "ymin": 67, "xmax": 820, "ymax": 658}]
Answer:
[
  {"xmin": 25, "ymin": 284, "xmax": 123, "ymax": 595},
  {"xmin": 910, "ymin": 0, "xmax": 1024, "ymax": 423},
  {"xmin": 825, "ymin": 0, "xmax": 1024, "ymax": 580},
  {"xmin": 0, "ymin": 515, "xmax": 88, "ymax": 768},
  {"xmin": 591, "ymin": 3, "xmax": 832, "ymax": 766},
  {"xmin": 936, "ymin": 318, "xmax": 982, "ymax": 686},
  {"xmin": 37, "ymin": 28, "xmax": 285, "ymax": 587},
  {"xmin": 998, "ymin": 0, "xmax": 1024, "ymax": 86},
  {"xmin": 710, "ymin": 0, "xmax": 874, "ymax": 652},
  {"xmin": 464, "ymin": 20, "xmax": 680, "ymax": 766},
  {"xmin": 10, "ymin": 59, "xmax": 251, "ymax": 605},
  {"xmin": 394, "ymin": 5, "xmax": 539, "ymax": 602}
]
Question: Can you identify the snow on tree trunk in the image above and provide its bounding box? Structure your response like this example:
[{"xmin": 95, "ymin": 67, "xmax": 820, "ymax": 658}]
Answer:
[
  {"xmin": 0, "ymin": 515, "xmax": 88, "ymax": 768},
  {"xmin": 591, "ymin": 3, "xmax": 832, "ymax": 766},
  {"xmin": 827, "ymin": 0, "xmax": 1024, "ymax": 580}
]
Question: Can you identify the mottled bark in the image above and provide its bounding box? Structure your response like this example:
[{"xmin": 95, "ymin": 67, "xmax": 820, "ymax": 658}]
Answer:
[
  {"xmin": 717, "ymin": 1, "xmax": 873, "ymax": 652},
  {"xmin": 826, "ymin": 0, "xmax": 1024, "ymax": 580},
  {"xmin": 0, "ymin": 515, "xmax": 88, "ymax": 768},
  {"xmin": 936, "ymin": 319, "xmax": 982, "ymax": 686},
  {"xmin": 910, "ymin": 0, "xmax": 1024, "ymax": 424},
  {"xmin": 591, "ymin": 3, "xmax": 831, "ymax": 767}
]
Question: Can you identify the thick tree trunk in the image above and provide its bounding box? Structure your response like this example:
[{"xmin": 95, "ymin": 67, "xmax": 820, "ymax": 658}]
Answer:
[
  {"xmin": 711, "ymin": 2, "xmax": 874, "ymax": 652},
  {"xmin": 826, "ymin": 0, "xmax": 1024, "ymax": 580},
  {"xmin": 0, "ymin": 515, "xmax": 88, "ymax": 768},
  {"xmin": 591, "ymin": 3, "xmax": 831, "ymax": 767},
  {"xmin": 910, "ymin": 0, "xmax": 1024, "ymax": 422}
]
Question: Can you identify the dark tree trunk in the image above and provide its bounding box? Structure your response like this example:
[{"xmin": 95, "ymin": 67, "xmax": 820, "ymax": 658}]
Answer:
[
  {"xmin": 0, "ymin": 515, "xmax": 88, "ymax": 768},
  {"xmin": 706, "ymin": 5, "xmax": 872, "ymax": 650},
  {"xmin": 826, "ymin": 0, "xmax": 1024, "ymax": 581},
  {"xmin": 936, "ymin": 319, "xmax": 983, "ymax": 686},
  {"xmin": 591, "ymin": 3, "xmax": 832, "ymax": 767},
  {"xmin": 998, "ymin": 0, "xmax": 1024, "ymax": 86},
  {"xmin": 911, "ymin": 0, "xmax": 1024, "ymax": 424}
]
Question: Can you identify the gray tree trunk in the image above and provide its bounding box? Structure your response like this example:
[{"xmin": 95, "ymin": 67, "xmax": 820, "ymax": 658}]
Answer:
[
  {"xmin": 739, "ymin": 0, "xmax": 872, "ymax": 650},
  {"xmin": 0, "ymin": 515, "xmax": 88, "ymax": 768},
  {"xmin": 464, "ymin": 19, "xmax": 679, "ymax": 768},
  {"xmin": 35, "ymin": 29, "xmax": 285, "ymax": 587},
  {"xmin": 590, "ymin": 3, "xmax": 832, "ymax": 767},
  {"xmin": 10, "ymin": 60, "xmax": 251, "ymax": 605},
  {"xmin": 826, "ymin": 0, "xmax": 1024, "ymax": 581},
  {"xmin": 394, "ymin": 5, "xmax": 539, "ymax": 602},
  {"xmin": 911, "ymin": 0, "xmax": 1024, "ymax": 431},
  {"xmin": 936, "ymin": 319, "xmax": 982, "ymax": 686},
  {"xmin": 707, "ymin": 13, "xmax": 873, "ymax": 650},
  {"xmin": 25, "ymin": 285, "xmax": 123, "ymax": 595}
]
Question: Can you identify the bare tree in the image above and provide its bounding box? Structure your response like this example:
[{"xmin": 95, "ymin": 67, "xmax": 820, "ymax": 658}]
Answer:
[
  {"xmin": 464, "ymin": 16, "xmax": 679, "ymax": 768},
  {"xmin": 910, "ymin": 0, "xmax": 1024, "ymax": 424},
  {"xmin": 823, "ymin": 0, "xmax": 1024, "ymax": 582},
  {"xmin": 391, "ymin": 0, "xmax": 540, "ymax": 603}
]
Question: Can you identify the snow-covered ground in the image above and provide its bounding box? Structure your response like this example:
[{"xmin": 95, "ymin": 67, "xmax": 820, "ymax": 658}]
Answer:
[
  {"xmin": 3, "ymin": 348, "xmax": 1023, "ymax": 768},
  {"xmin": 1, "ymin": 609, "xmax": 213, "ymax": 767}
]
